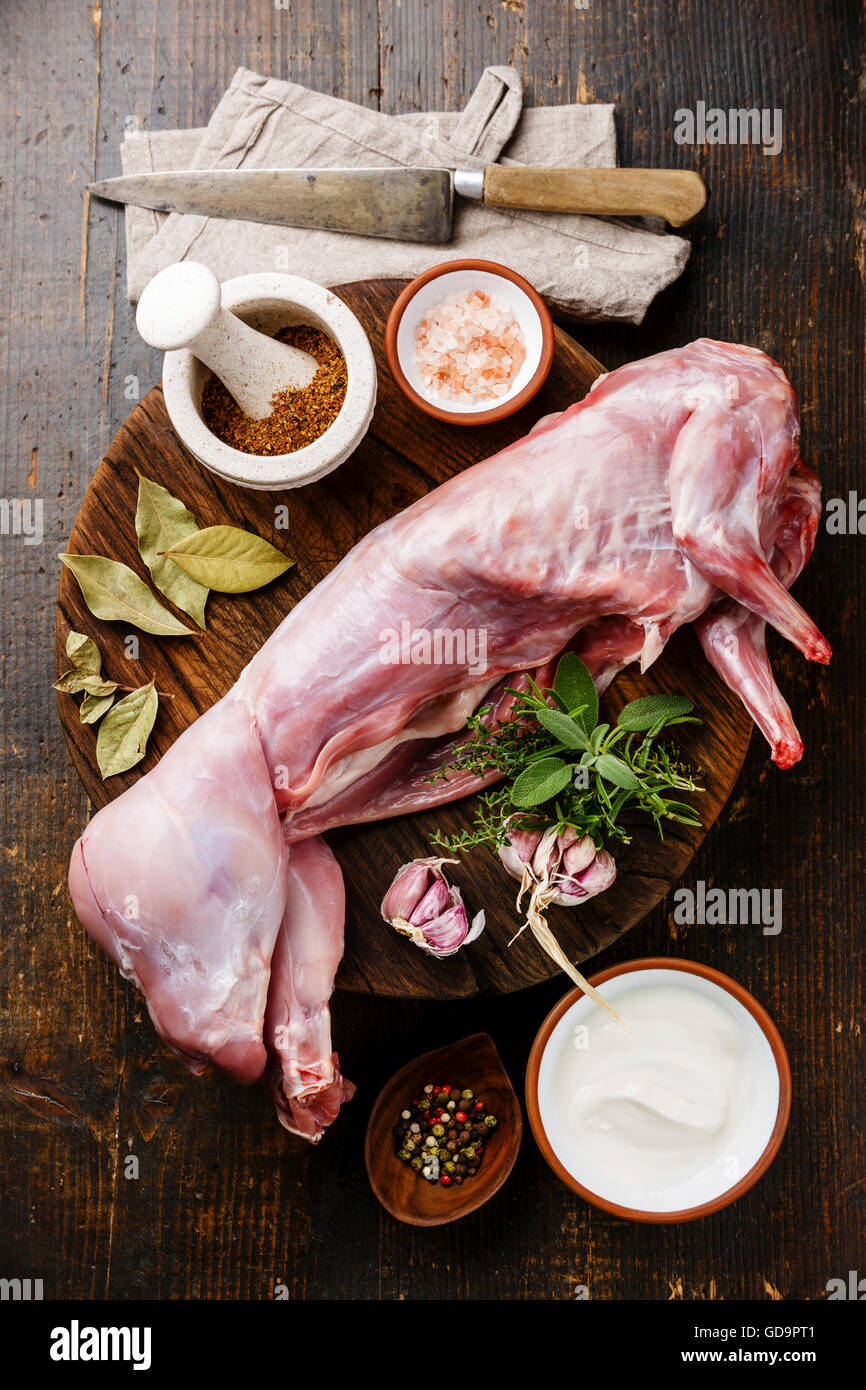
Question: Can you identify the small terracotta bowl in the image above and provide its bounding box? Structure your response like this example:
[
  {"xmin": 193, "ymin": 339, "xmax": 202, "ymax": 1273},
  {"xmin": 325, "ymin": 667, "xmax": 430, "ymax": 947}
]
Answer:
[
  {"xmin": 526, "ymin": 957, "xmax": 791, "ymax": 1224},
  {"xmin": 384, "ymin": 258, "xmax": 554, "ymax": 425}
]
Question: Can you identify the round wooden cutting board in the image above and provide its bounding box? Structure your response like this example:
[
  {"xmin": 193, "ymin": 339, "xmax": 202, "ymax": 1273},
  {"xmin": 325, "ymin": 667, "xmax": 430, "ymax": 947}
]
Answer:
[{"xmin": 56, "ymin": 279, "xmax": 751, "ymax": 999}]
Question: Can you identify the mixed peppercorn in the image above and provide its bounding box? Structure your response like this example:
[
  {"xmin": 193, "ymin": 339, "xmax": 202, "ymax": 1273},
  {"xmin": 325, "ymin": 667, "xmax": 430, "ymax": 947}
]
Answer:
[{"xmin": 394, "ymin": 1083, "xmax": 498, "ymax": 1187}]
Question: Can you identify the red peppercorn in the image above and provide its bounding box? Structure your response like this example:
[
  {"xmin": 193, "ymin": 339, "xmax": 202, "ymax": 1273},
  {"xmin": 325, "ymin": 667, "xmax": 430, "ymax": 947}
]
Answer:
[
  {"xmin": 432, "ymin": 1086, "xmax": 441, "ymax": 1095},
  {"xmin": 440, "ymin": 1174, "xmax": 452, "ymax": 1186},
  {"xmin": 475, "ymin": 1101, "xmax": 485, "ymax": 1111},
  {"xmin": 455, "ymin": 1110, "xmax": 467, "ymax": 1123}
]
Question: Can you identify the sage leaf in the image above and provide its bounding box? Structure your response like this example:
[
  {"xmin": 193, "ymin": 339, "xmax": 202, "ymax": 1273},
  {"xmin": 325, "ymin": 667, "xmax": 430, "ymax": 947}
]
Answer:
[
  {"xmin": 80, "ymin": 691, "xmax": 116, "ymax": 724},
  {"xmin": 536, "ymin": 706, "xmax": 589, "ymax": 751},
  {"xmin": 163, "ymin": 525, "xmax": 294, "ymax": 593},
  {"xmin": 66, "ymin": 630, "xmax": 102, "ymax": 675},
  {"xmin": 589, "ymin": 723, "xmax": 610, "ymax": 755},
  {"xmin": 59, "ymin": 553, "xmax": 194, "ymax": 637},
  {"xmin": 135, "ymin": 472, "xmax": 208, "ymax": 629},
  {"xmin": 96, "ymin": 682, "xmax": 158, "ymax": 778},
  {"xmin": 595, "ymin": 754, "xmax": 644, "ymax": 791},
  {"xmin": 617, "ymin": 693, "xmax": 694, "ymax": 732},
  {"xmin": 511, "ymin": 757, "xmax": 574, "ymax": 808},
  {"xmin": 553, "ymin": 653, "xmax": 598, "ymax": 733}
]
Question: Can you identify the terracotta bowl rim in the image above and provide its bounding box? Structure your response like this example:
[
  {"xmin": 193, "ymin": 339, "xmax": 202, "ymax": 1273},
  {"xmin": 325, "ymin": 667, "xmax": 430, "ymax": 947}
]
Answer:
[
  {"xmin": 383, "ymin": 258, "xmax": 555, "ymax": 426},
  {"xmin": 525, "ymin": 956, "xmax": 792, "ymax": 1224}
]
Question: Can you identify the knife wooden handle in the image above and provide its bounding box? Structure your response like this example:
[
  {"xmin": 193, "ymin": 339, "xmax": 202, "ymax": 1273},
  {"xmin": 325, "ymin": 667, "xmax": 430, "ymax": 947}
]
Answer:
[{"xmin": 482, "ymin": 167, "xmax": 707, "ymax": 227}]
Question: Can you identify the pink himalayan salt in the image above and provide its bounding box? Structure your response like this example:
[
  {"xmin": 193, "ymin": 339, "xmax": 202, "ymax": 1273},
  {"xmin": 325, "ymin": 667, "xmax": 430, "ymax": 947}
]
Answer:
[{"xmin": 414, "ymin": 288, "xmax": 526, "ymax": 405}]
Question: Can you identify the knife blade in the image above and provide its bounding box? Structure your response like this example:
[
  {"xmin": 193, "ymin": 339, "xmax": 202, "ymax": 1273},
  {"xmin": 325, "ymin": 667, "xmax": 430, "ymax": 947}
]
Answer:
[{"xmin": 87, "ymin": 165, "xmax": 707, "ymax": 243}]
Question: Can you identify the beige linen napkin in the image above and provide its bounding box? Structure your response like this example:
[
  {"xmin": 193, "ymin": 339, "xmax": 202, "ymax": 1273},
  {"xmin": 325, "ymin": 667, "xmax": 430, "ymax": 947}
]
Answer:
[{"xmin": 120, "ymin": 66, "xmax": 690, "ymax": 324}]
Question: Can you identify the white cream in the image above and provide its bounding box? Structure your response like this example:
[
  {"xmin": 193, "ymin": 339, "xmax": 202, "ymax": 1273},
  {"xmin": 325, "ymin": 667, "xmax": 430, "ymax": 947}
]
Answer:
[{"xmin": 537, "ymin": 970, "xmax": 781, "ymax": 1213}]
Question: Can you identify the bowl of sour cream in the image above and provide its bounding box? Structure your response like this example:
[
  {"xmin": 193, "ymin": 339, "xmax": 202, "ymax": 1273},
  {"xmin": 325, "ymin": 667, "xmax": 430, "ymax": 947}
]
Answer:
[{"xmin": 526, "ymin": 958, "xmax": 791, "ymax": 1222}]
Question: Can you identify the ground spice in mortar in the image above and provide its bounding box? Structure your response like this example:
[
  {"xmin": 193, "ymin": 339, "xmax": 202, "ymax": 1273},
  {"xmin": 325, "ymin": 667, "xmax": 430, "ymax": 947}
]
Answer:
[{"xmin": 201, "ymin": 324, "xmax": 348, "ymax": 455}]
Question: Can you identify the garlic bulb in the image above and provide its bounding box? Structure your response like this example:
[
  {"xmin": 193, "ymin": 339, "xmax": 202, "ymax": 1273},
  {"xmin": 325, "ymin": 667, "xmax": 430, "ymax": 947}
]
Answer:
[
  {"xmin": 381, "ymin": 857, "xmax": 485, "ymax": 959},
  {"xmin": 497, "ymin": 819, "xmax": 622, "ymax": 1025},
  {"xmin": 498, "ymin": 823, "xmax": 616, "ymax": 906}
]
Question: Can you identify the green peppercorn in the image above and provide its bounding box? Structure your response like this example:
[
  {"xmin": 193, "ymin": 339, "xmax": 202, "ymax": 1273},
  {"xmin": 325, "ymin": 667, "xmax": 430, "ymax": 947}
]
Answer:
[
  {"xmin": 444, "ymin": 1161, "xmax": 456, "ymax": 1174},
  {"xmin": 397, "ymin": 1149, "xmax": 411, "ymax": 1162},
  {"xmin": 411, "ymin": 1156, "xmax": 424, "ymax": 1171},
  {"xmin": 432, "ymin": 1123, "xmax": 445, "ymax": 1137},
  {"xmin": 461, "ymin": 1089, "xmax": 473, "ymax": 1101},
  {"xmin": 484, "ymin": 1114, "xmax": 497, "ymax": 1129}
]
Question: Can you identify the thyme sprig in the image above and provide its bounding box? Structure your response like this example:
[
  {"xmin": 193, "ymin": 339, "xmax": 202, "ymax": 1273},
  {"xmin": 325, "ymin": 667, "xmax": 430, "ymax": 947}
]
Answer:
[{"xmin": 430, "ymin": 653, "xmax": 703, "ymax": 855}]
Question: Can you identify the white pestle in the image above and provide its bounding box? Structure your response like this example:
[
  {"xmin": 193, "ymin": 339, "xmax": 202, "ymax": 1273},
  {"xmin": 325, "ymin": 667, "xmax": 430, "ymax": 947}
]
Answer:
[{"xmin": 136, "ymin": 261, "xmax": 318, "ymax": 420}]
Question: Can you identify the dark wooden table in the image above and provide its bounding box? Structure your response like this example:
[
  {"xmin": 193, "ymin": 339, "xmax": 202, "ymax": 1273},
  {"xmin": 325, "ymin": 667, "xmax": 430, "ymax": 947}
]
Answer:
[{"xmin": 1, "ymin": 0, "xmax": 863, "ymax": 1301}]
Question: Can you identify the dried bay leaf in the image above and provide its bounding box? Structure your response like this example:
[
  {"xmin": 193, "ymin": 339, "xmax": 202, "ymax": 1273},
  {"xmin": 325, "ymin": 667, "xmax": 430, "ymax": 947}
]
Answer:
[
  {"xmin": 163, "ymin": 525, "xmax": 294, "ymax": 593},
  {"xmin": 59, "ymin": 553, "xmax": 194, "ymax": 637},
  {"xmin": 135, "ymin": 472, "xmax": 208, "ymax": 629},
  {"xmin": 54, "ymin": 670, "xmax": 117, "ymax": 697},
  {"xmin": 80, "ymin": 691, "xmax": 116, "ymax": 724},
  {"xmin": 96, "ymin": 682, "xmax": 158, "ymax": 778},
  {"xmin": 65, "ymin": 630, "xmax": 102, "ymax": 675}
]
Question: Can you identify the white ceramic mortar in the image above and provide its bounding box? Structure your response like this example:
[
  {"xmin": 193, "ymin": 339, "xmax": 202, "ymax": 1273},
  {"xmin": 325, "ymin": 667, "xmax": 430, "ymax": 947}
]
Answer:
[{"xmin": 159, "ymin": 271, "xmax": 377, "ymax": 491}]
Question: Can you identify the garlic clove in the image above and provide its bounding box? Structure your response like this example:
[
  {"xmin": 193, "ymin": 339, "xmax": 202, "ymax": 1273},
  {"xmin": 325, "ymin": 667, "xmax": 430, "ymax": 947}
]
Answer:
[
  {"xmin": 509, "ymin": 823, "xmax": 544, "ymax": 863},
  {"xmin": 410, "ymin": 877, "xmax": 452, "ymax": 926},
  {"xmin": 497, "ymin": 839, "xmax": 526, "ymax": 880},
  {"xmin": 561, "ymin": 834, "xmax": 597, "ymax": 878},
  {"xmin": 531, "ymin": 826, "xmax": 560, "ymax": 880},
  {"xmin": 579, "ymin": 849, "xmax": 617, "ymax": 894},
  {"xmin": 381, "ymin": 857, "xmax": 485, "ymax": 958},
  {"xmin": 418, "ymin": 903, "xmax": 470, "ymax": 957},
  {"xmin": 498, "ymin": 820, "xmax": 544, "ymax": 882},
  {"xmin": 381, "ymin": 861, "xmax": 431, "ymax": 922},
  {"xmin": 555, "ymin": 847, "xmax": 617, "ymax": 904}
]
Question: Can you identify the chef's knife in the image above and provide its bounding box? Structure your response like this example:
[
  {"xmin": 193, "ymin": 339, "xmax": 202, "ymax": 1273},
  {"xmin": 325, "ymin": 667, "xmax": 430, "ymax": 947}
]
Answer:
[{"xmin": 87, "ymin": 165, "xmax": 707, "ymax": 243}]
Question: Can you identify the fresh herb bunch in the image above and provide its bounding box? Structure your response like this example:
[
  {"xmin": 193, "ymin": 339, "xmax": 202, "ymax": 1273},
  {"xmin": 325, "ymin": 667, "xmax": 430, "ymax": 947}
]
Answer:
[{"xmin": 430, "ymin": 653, "xmax": 703, "ymax": 855}]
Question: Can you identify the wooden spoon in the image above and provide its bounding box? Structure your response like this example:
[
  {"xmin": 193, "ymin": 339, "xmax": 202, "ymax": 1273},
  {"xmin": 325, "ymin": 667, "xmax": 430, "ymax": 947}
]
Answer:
[{"xmin": 364, "ymin": 1032, "xmax": 522, "ymax": 1226}]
